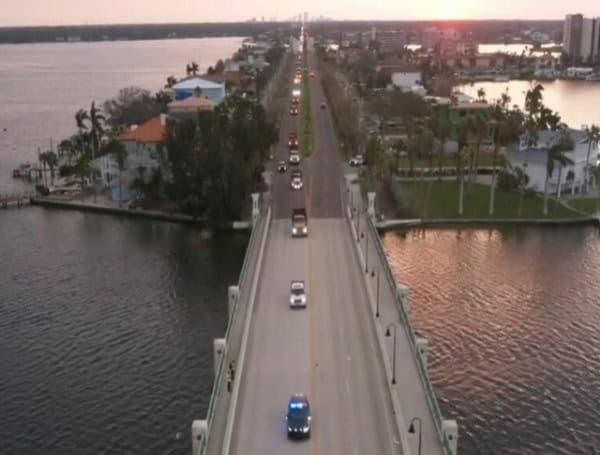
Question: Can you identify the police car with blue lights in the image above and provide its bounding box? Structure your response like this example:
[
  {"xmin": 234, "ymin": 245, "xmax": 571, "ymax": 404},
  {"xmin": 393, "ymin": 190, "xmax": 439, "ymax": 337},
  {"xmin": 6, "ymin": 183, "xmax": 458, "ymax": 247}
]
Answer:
[{"xmin": 286, "ymin": 393, "xmax": 311, "ymax": 438}]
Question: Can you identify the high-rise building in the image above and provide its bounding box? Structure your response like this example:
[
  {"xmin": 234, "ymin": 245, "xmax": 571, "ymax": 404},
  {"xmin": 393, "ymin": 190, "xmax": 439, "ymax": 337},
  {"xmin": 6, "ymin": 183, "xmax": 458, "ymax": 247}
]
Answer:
[{"xmin": 563, "ymin": 14, "xmax": 600, "ymax": 63}]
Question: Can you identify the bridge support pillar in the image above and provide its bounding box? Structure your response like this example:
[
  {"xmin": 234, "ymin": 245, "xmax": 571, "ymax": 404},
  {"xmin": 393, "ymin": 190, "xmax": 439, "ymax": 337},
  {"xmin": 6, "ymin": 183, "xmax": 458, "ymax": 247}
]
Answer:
[
  {"xmin": 397, "ymin": 283, "xmax": 412, "ymax": 314},
  {"xmin": 251, "ymin": 193, "xmax": 260, "ymax": 227},
  {"xmin": 442, "ymin": 419, "xmax": 458, "ymax": 455},
  {"xmin": 213, "ymin": 338, "xmax": 226, "ymax": 379},
  {"xmin": 416, "ymin": 338, "xmax": 429, "ymax": 369},
  {"xmin": 367, "ymin": 192, "xmax": 376, "ymax": 223},
  {"xmin": 191, "ymin": 419, "xmax": 207, "ymax": 454},
  {"xmin": 228, "ymin": 285, "xmax": 239, "ymax": 322}
]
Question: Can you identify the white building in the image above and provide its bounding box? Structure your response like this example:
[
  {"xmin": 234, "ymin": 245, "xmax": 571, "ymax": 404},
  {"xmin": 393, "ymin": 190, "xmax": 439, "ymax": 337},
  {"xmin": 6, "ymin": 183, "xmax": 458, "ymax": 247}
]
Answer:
[
  {"xmin": 508, "ymin": 129, "xmax": 598, "ymax": 196},
  {"xmin": 391, "ymin": 71, "xmax": 423, "ymax": 92},
  {"xmin": 563, "ymin": 14, "xmax": 600, "ymax": 63}
]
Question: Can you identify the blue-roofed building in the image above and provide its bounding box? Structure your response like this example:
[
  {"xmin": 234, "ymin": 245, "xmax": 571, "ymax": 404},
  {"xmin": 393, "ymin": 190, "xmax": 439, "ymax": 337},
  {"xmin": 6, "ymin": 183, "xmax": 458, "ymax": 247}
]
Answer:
[{"xmin": 172, "ymin": 77, "xmax": 226, "ymax": 105}]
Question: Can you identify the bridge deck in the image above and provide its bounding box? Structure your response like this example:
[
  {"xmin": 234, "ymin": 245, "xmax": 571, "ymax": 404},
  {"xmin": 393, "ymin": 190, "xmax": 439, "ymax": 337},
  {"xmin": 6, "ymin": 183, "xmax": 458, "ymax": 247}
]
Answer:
[{"xmin": 206, "ymin": 44, "xmax": 448, "ymax": 455}]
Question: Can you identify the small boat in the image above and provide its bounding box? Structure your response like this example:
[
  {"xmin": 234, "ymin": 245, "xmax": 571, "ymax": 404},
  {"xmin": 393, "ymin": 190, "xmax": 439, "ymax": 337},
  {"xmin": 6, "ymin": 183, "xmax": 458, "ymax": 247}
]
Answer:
[{"xmin": 585, "ymin": 73, "xmax": 600, "ymax": 81}]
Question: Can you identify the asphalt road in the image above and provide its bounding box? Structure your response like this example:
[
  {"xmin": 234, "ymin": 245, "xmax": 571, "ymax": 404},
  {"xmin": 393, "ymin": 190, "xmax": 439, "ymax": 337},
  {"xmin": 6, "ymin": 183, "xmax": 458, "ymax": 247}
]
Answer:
[
  {"xmin": 229, "ymin": 48, "xmax": 401, "ymax": 455},
  {"xmin": 272, "ymin": 50, "xmax": 343, "ymax": 220},
  {"xmin": 229, "ymin": 219, "xmax": 401, "ymax": 455}
]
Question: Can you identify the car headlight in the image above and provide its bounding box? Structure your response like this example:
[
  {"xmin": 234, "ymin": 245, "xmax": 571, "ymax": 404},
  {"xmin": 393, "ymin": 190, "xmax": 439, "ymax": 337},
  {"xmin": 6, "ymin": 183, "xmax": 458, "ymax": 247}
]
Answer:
[
  {"xmin": 302, "ymin": 227, "xmax": 307, "ymax": 233},
  {"xmin": 303, "ymin": 427, "xmax": 309, "ymax": 433},
  {"xmin": 290, "ymin": 296, "xmax": 294, "ymax": 304},
  {"xmin": 301, "ymin": 296, "xmax": 306, "ymax": 303},
  {"xmin": 292, "ymin": 228, "xmax": 297, "ymax": 234}
]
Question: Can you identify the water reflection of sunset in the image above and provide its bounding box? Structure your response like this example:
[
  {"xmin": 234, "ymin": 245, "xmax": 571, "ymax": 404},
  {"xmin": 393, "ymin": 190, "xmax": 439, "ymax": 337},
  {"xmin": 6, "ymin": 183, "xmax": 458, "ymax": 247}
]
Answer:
[{"xmin": 383, "ymin": 227, "xmax": 600, "ymax": 454}]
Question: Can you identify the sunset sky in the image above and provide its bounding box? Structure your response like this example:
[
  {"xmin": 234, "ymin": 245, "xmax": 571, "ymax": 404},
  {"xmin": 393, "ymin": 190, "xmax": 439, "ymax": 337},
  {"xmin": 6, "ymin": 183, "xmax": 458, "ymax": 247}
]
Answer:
[{"xmin": 2, "ymin": 0, "xmax": 600, "ymax": 27}]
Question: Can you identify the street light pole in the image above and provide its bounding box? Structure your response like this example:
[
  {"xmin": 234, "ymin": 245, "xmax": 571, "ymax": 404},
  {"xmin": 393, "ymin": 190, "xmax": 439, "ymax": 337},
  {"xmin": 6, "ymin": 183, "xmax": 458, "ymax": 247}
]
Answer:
[
  {"xmin": 375, "ymin": 267, "xmax": 380, "ymax": 318},
  {"xmin": 365, "ymin": 229, "xmax": 369, "ymax": 273},
  {"xmin": 356, "ymin": 208, "xmax": 360, "ymax": 242},
  {"xmin": 385, "ymin": 323, "xmax": 397, "ymax": 385},
  {"xmin": 408, "ymin": 417, "xmax": 423, "ymax": 455}
]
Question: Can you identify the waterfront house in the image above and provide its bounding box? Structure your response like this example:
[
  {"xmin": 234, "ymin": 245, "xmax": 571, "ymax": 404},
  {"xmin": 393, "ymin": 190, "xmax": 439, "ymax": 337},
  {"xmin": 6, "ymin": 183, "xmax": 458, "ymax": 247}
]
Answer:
[
  {"xmin": 95, "ymin": 114, "xmax": 168, "ymax": 201},
  {"xmin": 172, "ymin": 77, "xmax": 226, "ymax": 105},
  {"xmin": 507, "ymin": 128, "xmax": 598, "ymax": 195}
]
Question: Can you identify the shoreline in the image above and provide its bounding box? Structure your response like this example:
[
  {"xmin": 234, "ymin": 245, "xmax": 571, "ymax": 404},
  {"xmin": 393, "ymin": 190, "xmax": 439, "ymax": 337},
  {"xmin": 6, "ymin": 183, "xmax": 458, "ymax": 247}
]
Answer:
[
  {"xmin": 31, "ymin": 196, "xmax": 252, "ymax": 231},
  {"xmin": 377, "ymin": 216, "xmax": 599, "ymax": 232}
]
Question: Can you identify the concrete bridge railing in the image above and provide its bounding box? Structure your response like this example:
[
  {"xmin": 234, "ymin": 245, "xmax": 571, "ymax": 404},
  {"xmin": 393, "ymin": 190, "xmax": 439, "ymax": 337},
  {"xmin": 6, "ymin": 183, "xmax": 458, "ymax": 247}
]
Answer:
[{"xmin": 192, "ymin": 195, "xmax": 271, "ymax": 455}]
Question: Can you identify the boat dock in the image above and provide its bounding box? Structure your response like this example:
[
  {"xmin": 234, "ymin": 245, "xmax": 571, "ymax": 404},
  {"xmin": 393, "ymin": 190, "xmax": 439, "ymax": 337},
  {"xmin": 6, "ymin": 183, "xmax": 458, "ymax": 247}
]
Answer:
[{"xmin": 1, "ymin": 192, "xmax": 34, "ymax": 208}]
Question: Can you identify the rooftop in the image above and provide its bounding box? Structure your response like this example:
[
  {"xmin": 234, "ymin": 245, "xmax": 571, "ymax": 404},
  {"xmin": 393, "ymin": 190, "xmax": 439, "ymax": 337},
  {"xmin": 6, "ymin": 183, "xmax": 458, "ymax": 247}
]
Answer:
[
  {"xmin": 172, "ymin": 77, "xmax": 224, "ymax": 91},
  {"xmin": 168, "ymin": 96, "xmax": 215, "ymax": 112},
  {"xmin": 120, "ymin": 116, "xmax": 167, "ymax": 143}
]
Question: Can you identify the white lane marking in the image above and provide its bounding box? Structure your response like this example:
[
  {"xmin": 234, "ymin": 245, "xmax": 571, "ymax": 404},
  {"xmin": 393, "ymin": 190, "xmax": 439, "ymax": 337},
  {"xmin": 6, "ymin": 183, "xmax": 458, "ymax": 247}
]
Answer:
[
  {"xmin": 345, "ymin": 378, "xmax": 351, "ymax": 394},
  {"xmin": 339, "ymin": 326, "xmax": 344, "ymax": 340}
]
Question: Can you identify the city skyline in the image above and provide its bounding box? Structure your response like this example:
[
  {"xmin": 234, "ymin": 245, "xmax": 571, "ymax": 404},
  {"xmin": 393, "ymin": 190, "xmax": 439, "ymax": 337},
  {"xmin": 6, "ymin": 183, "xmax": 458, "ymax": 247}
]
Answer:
[{"xmin": 2, "ymin": 0, "xmax": 600, "ymax": 27}]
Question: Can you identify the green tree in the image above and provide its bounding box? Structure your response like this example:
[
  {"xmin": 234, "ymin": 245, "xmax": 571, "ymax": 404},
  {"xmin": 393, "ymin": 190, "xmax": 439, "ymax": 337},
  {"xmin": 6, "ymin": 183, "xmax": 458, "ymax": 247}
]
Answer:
[
  {"xmin": 103, "ymin": 87, "xmax": 164, "ymax": 128},
  {"xmin": 46, "ymin": 151, "xmax": 58, "ymax": 184},
  {"xmin": 543, "ymin": 129, "xmax": 574, "ymax": 215},
  {"xmin": 583, "ymin": 124, "xmax": 600, "ymax": 193},
  {"xmin": 489, "ymin": 92, "xmax": 524, "ymax": 215},
  {"xmin": 165, "ymin": 75, "xmax": 178, "ymax": 89}
]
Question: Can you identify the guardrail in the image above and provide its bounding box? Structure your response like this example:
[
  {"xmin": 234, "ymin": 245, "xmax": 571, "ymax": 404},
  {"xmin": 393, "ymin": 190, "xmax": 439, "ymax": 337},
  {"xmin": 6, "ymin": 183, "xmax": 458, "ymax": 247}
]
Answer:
[{"xmin": 198, "ymin": 200, "xmax": 269, "ymax": 455}]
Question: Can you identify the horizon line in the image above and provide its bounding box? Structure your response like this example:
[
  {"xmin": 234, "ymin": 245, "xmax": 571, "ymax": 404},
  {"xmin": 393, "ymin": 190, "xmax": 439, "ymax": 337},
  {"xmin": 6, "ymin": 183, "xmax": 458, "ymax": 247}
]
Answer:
[{"xmin": 0, "ymin": 17, "xmax": 566, "ymax": 29}]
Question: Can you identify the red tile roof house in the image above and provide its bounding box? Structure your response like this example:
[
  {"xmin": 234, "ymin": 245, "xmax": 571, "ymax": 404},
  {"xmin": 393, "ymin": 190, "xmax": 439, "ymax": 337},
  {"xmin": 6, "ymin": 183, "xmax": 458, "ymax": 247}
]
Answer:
[{"xmin": 94, "ymin": 114, "xmax": 168, "ymax": 202}]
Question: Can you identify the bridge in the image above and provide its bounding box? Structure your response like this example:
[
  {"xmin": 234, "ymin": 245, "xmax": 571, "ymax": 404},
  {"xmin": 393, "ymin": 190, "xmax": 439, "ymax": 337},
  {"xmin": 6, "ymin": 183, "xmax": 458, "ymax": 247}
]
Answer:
[{"xmin": 191, "ymin": 38, "xmax": 458, "ymax": 455}]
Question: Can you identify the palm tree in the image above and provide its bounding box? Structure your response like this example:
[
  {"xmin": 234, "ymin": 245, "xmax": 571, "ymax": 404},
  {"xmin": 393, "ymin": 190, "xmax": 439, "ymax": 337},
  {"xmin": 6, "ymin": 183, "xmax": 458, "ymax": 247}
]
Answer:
[
  {"xmin": 75, "ymin": 108, "xmax": 89, "ymax": 163},
  {"xmin": 469, "ymin": 113, "xmax": 488, "ymax": 187},
  {"xmin": 583, "ymin": 124, "xmax": 600, "ymax": 193},
  {"xmin": 456, "ymin": 145, "xmax": 471, "ymax": 216},
  {"xmin": 543, "ymin": 130, "xmax": 574, "ymax": 215},
  {"xmin": 186, "ymin": 62, "xmax": 199, "ymax": 76},
  {"xmin": 165, "ymin": 75, "xmax": 178, "ymax": 89},
  {"xmin": 88, "ymin": 102, "xmax": 106, "ymax": 202},
  {"xmin": 430, "ymin": 113, "xmax": 450, "ymax": 179},
  {"xmin": 476, "ymin": 87, "xmax": 487, "ymax": 103},
  {"xmin": 489, "ymin": 101, "xmax": 523, "ymax": 215},
  {"xmin": 46, "ymin": 151, "xmax": 58, "ymax": 185},
  {"xmin": 38, "ymin": 151, "xmax": 48, "ymax": 186}
]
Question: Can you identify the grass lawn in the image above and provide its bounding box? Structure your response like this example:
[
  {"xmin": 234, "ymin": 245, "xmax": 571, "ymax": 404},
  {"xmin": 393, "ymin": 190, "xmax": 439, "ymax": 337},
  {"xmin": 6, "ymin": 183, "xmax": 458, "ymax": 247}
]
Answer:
[
  {"xmin": 566, "ymin": 198, "xmax": 600, "ymax": 215},
  {"xmin": 392, "ymin": 180, "xmax": 583, "ymax": 219},
  {"xmin": 300, "ymin": 67, "xmax": 314, "ymax": 158}
]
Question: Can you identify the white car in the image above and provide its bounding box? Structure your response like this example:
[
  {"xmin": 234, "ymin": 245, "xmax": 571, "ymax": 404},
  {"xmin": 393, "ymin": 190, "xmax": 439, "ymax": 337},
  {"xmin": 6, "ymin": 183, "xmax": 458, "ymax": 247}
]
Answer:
[
  {"xmin": 289, "ymin": 152, "xmax": 301, "ymax": 165},
  {"xmin": 349, "ymin": 155, "xmax": 365, "ymax": 167},
  {"xmin": 290, "ymin": 171, "xmax": 303, "ymax": 190},
  {"xmin": 277, "ymin": 161, "xmax": 287, "ymax": 173},
  {"xmin": 290, "ymin": 281, "xmax": 307, "ymax": 308}
]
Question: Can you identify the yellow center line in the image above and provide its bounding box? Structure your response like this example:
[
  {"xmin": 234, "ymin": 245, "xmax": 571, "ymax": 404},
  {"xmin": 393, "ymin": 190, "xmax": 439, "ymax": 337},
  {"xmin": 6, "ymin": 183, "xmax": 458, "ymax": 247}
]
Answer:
[{"xmin": 307, "ymin": 175, "xmax": 320, "ymax": 455}]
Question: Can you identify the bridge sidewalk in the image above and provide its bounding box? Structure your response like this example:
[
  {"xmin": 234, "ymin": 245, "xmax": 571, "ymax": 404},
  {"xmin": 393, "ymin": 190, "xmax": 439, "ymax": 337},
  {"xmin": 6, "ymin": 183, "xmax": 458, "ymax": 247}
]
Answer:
[{"xmin": 347, "ymin": 179, "xmax": 448, "ymax": 455}]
